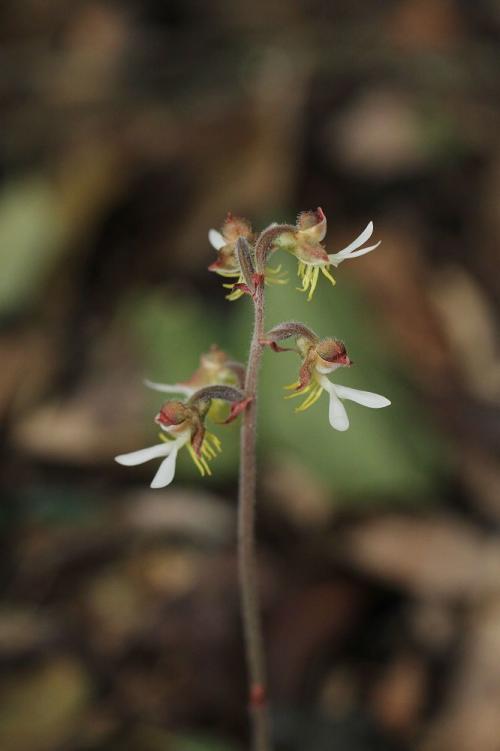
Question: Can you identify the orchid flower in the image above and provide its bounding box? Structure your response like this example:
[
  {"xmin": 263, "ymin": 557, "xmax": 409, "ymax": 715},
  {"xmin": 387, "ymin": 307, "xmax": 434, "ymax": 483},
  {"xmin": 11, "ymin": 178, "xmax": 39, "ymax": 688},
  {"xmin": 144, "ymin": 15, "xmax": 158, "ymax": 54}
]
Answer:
[
  {"xmin": 272, "ymin": 209, "xmax": 380, "ymax": 301},
  {"xmin": 115, "ymin": 386, "xmax": 247, "ymax": 487},
  {"xmin": 208, "ymin": 213, "xmax": 255, "ymax": 300},
  {"xmin": 145, "ymin": 345, "xmax": 245, "ymax": 399},
  {"xmin": 115, "ymin": 430, "xmax": 200, "ymax": 488},
  {"xmin": 262, "ymin": 322, "xmax": 390, "ymax": 430},
  {"xmin": 208, "ymin": 214, "xmax": 287, "ymax": 301}
]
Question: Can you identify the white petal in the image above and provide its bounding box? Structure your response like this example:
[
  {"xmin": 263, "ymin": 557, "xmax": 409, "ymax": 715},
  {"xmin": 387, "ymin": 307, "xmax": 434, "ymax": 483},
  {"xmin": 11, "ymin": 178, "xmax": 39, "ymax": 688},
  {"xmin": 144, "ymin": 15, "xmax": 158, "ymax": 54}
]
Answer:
[
  {"xmin": 329, "ymin": 241, "xmax": 380, "ymax": 267},
  {"xmin": 341, "ymin": 241, "xmax": 380, "ymax": 259},
  {"xmin": 328, "ymin": 389, "xmax": 349, "ymax": 430},
  {"xmin": 208, "ymin": 229, "xmax": 225, "ymax": 250},
  {"xmin": 317, "ymin": 375, "xmax": 350, "ymax": 431},
  {"xmin": 343, "ymin": 220, "xmax": 374, "ymax": 250},
  {"xmin": 115, "ymin": 442, "xmax": 171, "ymax": 466},
  {"xmin": 328, "ymin": 221, "xmax": 376, "ymax": 265},
  {"xmin": 150, "ymin": 449, "xmax": 178, "ymax": 488},
  {"xmin": 334, "ymin": 384, "xmax": 391, "ymax": 408},
  {"xmin": 144, "ymin": 379, "xmax": 194, "ymax": 396}
]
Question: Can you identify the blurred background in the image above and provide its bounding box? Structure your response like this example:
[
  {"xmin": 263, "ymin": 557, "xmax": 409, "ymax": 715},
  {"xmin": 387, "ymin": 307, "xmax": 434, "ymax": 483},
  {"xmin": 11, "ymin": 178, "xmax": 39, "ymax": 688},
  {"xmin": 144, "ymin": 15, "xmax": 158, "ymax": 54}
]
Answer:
[{"xmin": 1, "ymin": 1, "xmax": 499, "ymax": 750}]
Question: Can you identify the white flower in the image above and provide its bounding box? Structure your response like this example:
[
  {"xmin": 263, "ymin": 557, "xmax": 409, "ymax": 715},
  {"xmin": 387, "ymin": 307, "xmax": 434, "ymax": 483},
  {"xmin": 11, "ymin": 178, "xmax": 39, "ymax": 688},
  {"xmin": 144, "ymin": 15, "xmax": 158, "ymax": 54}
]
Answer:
[
  {"xmin": 285, "ymin": 368, "xmax": 390, "ymax": 431},
  {"xmin": 328, "ymin": 221, "xmax": 380, "ymax": 268},
  {"xmin": 315, "ymin": 373, "xmax": 390, "ymax": 431},
  {"xmin": 115, "ymin": 432, "xmax": 190, "ymax": 489}
]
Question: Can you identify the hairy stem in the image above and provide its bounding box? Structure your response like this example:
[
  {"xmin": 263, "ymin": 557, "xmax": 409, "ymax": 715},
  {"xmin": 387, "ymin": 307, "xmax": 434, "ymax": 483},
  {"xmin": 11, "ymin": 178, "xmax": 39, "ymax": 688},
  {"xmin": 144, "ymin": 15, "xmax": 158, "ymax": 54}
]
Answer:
[
  {"xmin": 238, "ymin": 279, "xmax": 271, "ymax": 751},
  {"xmin": 255, "ymin": 222, "xmax": 295, "ymax": 272}
]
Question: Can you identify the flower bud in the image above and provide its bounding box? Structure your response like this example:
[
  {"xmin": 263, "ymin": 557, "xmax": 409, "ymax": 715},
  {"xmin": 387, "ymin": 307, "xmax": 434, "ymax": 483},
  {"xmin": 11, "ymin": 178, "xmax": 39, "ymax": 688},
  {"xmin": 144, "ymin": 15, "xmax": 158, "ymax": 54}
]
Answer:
[{"xmin": 234, "ymin": 236, "xmax": 262, "ymax": 297}]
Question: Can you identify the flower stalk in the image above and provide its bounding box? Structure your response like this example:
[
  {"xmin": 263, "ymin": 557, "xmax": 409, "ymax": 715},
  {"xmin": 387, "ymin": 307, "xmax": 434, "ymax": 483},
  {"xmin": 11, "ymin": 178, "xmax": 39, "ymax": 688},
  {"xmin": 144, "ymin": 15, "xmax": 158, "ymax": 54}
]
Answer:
[{"xmin": 238, "ymin": 269, "xmax": 271, "ymax": 751}]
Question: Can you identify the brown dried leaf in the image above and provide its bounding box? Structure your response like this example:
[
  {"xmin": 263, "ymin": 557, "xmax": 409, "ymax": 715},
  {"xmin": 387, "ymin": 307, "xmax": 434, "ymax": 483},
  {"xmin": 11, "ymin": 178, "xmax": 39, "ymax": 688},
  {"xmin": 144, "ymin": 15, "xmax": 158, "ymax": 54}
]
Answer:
[{"xmin": 341, "ymin": 515, "xmax": 500, "ymax": 599}]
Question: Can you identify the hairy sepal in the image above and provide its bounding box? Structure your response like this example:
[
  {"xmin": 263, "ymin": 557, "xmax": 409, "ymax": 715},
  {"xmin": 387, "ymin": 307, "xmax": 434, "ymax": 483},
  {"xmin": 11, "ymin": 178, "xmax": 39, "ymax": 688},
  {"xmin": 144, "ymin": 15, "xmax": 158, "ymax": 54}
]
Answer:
[
  {"xmin": 264, "ymin": 321, "xmax": 319, "ymax": 347},
  {"xmin": 189, "ymin": 385, "xmax": 246, "ymax": 408},
  {"xmin": 236, "ymin": 237, "xmax": 257, "ymax": 294}
]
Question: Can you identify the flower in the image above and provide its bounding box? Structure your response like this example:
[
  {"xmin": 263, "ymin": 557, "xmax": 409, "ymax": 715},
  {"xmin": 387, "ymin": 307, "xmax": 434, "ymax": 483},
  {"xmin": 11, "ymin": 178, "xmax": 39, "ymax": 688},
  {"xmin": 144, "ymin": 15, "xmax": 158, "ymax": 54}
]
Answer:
[
  {"xmin": 115, "ymin": 385, "xmax": 246, "ymax": 488},
  {"xmin": 208, "ymin": 214, "xmax": 287, "ymax": 300},
  {"xmin": 115, "ymin": 400, "xmax": 221, "ymax": 488},
  {"xmin": 286, "ymin": 371, "xmax": 390, "ymax": 431},
  {"xmin": 208, "ymin": 214, "xmax": 253, "ymax": 275},
  {"xmin": 263, "ymin": 322, "xmax": 390, "ymax": 430},
  {"xmin": 145, "ymin": 345, "xmax": 245, "ymax": 398},
  {"xmin": 273, "ymin": 208, "xmax": 380, "ymax": 301},
  {"xmin": 208, "ymin": 213, "xmax": 255, "ymax": 300}
]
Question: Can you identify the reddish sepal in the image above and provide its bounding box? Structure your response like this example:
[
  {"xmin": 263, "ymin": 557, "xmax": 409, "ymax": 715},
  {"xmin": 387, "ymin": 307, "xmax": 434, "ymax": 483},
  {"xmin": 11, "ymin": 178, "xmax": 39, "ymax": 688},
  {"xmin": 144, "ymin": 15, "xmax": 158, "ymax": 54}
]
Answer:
[
  {"xmin": 231, "ymin": 283, "xmax": 252, "ymax": 296},
  {"xmin": 222, "ymin": 396, "xmax": 252, "ymax": 424},
  {"xmin": 191, "ymin": 424, "xmax": 205, "ymax": 457},
  {"xmin": 297, "ymin": 361, "xmax": 312, "ymax": 391},
  {"xmin": 259, "ymin": 338, "xmax": 294, "ymax": 353}
]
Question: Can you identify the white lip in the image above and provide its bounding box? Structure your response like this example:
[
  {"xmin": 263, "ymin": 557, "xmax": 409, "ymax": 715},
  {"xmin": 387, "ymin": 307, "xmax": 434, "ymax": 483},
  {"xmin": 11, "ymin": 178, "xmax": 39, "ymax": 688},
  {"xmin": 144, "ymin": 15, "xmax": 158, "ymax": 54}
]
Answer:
[
  {"xmin": 315, "ymin": 363, "xmax": 341, "ymax": 374},
  {"xmin": 157, "ymin": 421, "xmax": 187, "ymax": 435},
  {"xmin": 315, "ymin": 373, "xmax": 390, "ymax": 431},
  {"xmin": 115, "ymin": 431, "xmax": 191, "ymax": 489}
]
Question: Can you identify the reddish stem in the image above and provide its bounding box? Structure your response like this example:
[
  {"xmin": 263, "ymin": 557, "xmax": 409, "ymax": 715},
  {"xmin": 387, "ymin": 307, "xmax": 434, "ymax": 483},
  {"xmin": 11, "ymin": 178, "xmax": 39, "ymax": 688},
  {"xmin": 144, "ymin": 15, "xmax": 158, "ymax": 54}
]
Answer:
[{"xmin": 238, "ymin": 276, "xmax": 272, "ymax": 751}]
